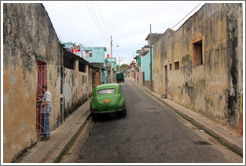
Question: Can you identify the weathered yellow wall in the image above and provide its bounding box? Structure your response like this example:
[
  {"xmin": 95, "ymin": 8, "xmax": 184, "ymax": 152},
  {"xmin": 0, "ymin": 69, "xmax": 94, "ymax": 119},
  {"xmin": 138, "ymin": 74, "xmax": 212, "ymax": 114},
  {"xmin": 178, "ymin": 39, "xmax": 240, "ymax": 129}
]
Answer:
[
  {"xmin": 3, "ymin": 59, "xmax": 37, "ymax": 163},
  {"xmin": 47, "ymin": 62, "xmax": 63, "ymax": 129},
  {"xmin": 153, "ymin": 3, "xmax": 243, "ymax": 129},
  {"xmin": 3, "ymin": 3, "xmax": 64, "ymax": 162}
]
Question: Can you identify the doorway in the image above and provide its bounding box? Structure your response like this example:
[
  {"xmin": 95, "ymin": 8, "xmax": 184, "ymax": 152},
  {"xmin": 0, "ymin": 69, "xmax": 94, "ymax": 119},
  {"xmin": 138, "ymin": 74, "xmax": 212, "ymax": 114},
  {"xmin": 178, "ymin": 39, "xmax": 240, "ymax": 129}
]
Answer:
[
  {"xmin": 36, "ymin": 61, "xmax": 47, "ymax": 138},
  {"xmin": 164, "ymin": 65, "xmax": 168, "ymax": 94}
]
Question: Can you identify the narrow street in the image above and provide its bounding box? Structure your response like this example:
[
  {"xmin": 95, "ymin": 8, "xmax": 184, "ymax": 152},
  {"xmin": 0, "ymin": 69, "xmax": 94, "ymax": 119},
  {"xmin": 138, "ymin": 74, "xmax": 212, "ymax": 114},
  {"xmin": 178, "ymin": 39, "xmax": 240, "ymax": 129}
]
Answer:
[
  {"xmin": 61, "ymin": 79, "xmax": 242, "ymax": 163},
  {"xmin": 3, "ymin": 3, "xmax": 243, "ymax": 164}
]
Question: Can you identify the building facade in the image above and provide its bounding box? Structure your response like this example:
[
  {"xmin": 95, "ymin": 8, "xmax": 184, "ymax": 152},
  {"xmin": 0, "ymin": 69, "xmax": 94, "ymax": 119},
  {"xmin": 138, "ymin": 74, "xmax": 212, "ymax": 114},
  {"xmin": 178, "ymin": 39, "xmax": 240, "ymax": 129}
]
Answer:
[
  {"xmin": 134, "ymin": 55, "xmax": 141, "ymax": 82},
  {"xmin": 152, "ymin": 3, "xmax": 243, "ymax": 130},
  {"xmin": 62, "ymin": 50, "xmax": 90, "ymax": 118},
  {"xmin": 83, "ymin": 47, "xmax": 107, "ymax": 83},
  {"xmin": 139, "ymin": 33, "xmax": 163, "ymax": 90},
  {"xmin": 105, "ymin": 57, "xmax": 117, "ymax": 83},
  {"xmin": 3, "ymin": 3, "xmax": 93, "ymax": 162}
]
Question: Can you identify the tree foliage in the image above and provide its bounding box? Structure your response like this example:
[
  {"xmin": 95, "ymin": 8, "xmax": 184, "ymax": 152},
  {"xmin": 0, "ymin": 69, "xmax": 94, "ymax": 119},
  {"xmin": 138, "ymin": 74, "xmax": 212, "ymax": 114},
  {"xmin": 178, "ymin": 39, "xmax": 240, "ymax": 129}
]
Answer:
[{"xmin": 120, "ymin": 64, "xmax": 128, "ymax": 69}]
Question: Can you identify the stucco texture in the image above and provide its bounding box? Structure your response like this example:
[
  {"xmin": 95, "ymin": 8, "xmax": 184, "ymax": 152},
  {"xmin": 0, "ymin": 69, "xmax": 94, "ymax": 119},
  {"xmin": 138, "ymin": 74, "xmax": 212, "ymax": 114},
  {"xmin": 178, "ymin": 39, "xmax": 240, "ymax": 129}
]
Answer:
[
  {"xmin": 153, "ymin": 3, "xmax": 243, "ymax": 129},
  {"xmin": 63, "ymin": 62, "xmax": 88, "ymax": 117},
  {"xmin": 3, "ymin": 3, "xmax": 63, "ymax": 162}
]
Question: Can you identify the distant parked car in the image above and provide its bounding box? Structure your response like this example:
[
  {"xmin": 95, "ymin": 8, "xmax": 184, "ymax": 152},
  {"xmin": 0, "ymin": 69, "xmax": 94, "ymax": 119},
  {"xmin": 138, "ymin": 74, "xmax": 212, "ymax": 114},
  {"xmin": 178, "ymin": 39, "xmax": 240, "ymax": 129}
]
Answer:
[
  {"xmin": 90, "ymin": 83, "xmax": 126, "ymax": 118},
  {"xmin": 116, "ymin": 72, "xmax": 124, "ymax": 82}
]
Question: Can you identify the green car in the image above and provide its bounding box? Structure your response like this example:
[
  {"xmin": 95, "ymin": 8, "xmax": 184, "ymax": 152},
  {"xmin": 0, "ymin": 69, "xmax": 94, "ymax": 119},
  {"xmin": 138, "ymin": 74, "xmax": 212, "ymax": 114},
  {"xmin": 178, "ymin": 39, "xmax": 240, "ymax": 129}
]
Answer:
[
  {"xmin": 116, "ymin": 72, "xmax": 124, "ymax": 83},
  {"xmin": 90, "ymin": 83, "xmax": 126, "ymax": 118}
]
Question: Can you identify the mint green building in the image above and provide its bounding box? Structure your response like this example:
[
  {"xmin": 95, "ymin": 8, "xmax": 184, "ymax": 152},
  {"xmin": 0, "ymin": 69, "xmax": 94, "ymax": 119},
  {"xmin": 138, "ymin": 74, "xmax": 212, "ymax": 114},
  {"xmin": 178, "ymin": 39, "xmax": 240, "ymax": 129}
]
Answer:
[
  {"xmin": 105, "ymin": 58, "xmax": 117, "ymax": 69},
  {"xmin": 83, "ymin": 47, "xmax": 107, "ymax": 64},
  {"xmin": 83, "ymin": 47, "xmax": 107, "ymax": 83}
]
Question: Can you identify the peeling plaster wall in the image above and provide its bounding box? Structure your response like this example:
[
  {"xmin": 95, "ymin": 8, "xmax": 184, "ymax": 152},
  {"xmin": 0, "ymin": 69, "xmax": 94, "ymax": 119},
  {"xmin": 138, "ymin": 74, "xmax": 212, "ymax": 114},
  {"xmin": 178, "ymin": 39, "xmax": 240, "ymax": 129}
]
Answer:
[
  {"xmin": 63, "ymin": 61, "xmax": 88, "ymax": 118},
  {"xmin": 153, "ymin": 29, "xmax": 174, "ymax": 94},
  {"xmin": 88, "ymin": 67, "xmax": 93, "ymax": 97},
  {"xmin": 153, "ymin": 3, "xmax": 243, "ymax": 129},
  {"xmin": 3, "ymin": 3, "xmax": 63, "ymax": 162}
]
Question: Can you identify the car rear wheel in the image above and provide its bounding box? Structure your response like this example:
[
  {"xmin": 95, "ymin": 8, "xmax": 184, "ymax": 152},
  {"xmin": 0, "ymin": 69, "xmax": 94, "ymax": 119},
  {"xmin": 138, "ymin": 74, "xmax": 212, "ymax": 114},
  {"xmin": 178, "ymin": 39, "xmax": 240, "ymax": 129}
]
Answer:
[
  {"xmin": 91, "ymin": 113, "xmax": 98, "ymax": 120},
  {"xmin": 121, "ymin": 109, "xmax": 126, "ymax": 116}
]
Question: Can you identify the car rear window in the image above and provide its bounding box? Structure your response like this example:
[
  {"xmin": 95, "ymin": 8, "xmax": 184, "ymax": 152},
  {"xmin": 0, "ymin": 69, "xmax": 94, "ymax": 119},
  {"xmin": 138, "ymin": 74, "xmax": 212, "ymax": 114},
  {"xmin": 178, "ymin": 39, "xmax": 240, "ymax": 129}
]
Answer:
[{"xmin": 97, "ymin": 88, "xmax": 116, "ymax": 95}]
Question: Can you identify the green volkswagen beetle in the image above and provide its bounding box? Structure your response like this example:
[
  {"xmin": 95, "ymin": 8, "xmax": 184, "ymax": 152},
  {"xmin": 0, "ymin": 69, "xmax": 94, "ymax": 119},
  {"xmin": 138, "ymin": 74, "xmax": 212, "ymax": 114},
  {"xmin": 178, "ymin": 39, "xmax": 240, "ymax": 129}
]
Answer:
[{"xmin": 90, "ymin": 83, "xmax": 126, "ymax": 118}]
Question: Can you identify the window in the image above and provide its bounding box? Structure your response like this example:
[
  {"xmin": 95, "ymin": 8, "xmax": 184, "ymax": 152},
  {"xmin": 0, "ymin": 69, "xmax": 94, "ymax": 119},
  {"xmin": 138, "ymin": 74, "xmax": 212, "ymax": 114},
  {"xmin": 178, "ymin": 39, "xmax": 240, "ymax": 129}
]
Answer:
[
  {"xmin": 97, "ymin": 88, "xmax": 116, "ymax": 95},
  {"xmin": 64, "ymin": 56, "xmax": 75, "ymax": 70},
  {"xmin": 174, "ymin": 61, "xmax": 179, "ymax": 70},
  {"xmin": 82, "ymin": 50, "xmax": 93, "ymax": 58},
  {"xmin": 170, "ymin": 64, "xmax": 172, "ymax": 71},
  {"xmin": 85, "ymin": 50, "xmax": 92, "ymax": 58},
  {"xmin": 193, "ymin": 40, "xmax": 203, "ymax": 66},
  {"xmin": 79, "ymin": 61, "xmax": 86, "ymax": 72}
]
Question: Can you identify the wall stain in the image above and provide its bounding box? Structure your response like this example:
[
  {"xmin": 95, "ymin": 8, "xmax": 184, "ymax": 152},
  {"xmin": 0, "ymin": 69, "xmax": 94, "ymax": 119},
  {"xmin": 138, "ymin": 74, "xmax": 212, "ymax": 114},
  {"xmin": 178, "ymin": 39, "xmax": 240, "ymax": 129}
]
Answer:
[
  {"xmin": 225, "ymin": 4, "xmax": 239, "ymax": 126},
  {"xmin": 184, "ymin": 82, "xmax": 196, "ymax": 105},
  {"xmin": 181, "ymin": 54, "xmax": 192, "ymax": 78}
]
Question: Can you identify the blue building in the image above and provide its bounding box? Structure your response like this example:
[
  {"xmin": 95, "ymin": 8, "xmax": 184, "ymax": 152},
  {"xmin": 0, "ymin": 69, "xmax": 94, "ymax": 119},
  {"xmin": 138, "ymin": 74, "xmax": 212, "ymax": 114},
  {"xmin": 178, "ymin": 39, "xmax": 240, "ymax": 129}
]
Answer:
[
  {"xmin": 83, "ymin": 47, "xmax": 106, "ymax": 64},
  {"xmin": 141, "ymin": 48, "xmax": 153, "ymax": 81},
  {"xmin": 105, "ymin": 57, "xmax": 117, "ymax": 70},
  {"xmin": 105, "ymin": 57, "xmax": 117, "ymax": 82},
  {"xmin": 139, "ymin": 33, "xmax": 162, "ymax": 90},
  {"xmin": 62, "ymin": 42, "xmax": 83, "ymax": 57},
  {"xmin": 82, "ymin": 47, "xmax": 107, "ymax": 83}
]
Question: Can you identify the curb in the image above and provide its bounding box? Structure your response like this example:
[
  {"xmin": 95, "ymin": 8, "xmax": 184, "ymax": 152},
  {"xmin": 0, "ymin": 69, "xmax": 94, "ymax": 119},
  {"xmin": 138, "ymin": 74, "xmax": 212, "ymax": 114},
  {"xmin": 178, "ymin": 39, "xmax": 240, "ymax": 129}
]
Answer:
[
  {"xmin": 54, "ymin": 109, "xmax": 91, "ymax": 163},
  {"xmin": 133, "ymin": 80, "xmax": 243, "ymax": 157}
]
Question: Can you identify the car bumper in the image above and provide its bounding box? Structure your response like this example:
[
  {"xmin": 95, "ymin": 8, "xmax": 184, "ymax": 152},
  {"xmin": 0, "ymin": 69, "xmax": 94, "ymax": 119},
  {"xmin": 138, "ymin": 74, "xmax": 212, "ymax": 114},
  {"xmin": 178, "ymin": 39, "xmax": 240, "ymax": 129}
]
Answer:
[{"xmin": 91, "ymin": 108, "xmax": 125, "ymax": 114}]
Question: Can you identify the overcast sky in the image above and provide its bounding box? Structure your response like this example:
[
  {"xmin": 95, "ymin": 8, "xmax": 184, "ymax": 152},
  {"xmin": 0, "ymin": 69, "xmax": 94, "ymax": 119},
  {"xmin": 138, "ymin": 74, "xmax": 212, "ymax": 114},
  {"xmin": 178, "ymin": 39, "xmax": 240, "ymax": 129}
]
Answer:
[{"xmin": 43, "ymin": 1, "xmax": 204, "ymax": 65}]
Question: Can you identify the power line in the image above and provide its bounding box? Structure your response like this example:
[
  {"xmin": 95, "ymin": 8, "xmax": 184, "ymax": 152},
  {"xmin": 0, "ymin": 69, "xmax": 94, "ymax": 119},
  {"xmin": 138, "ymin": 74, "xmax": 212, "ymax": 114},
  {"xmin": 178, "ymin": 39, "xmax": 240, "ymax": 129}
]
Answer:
[
  {"xmin": 95, "ymin": 3, "xmax": 111, "ymax": 37},
  {"xmin": 87, "ymin": 2, "xmax": 134, "ymax": 55},
  {"xmin": 86, "ymin": 2, "xmax": 108, "ymax": 43},
  {"xmin": 90, "ymin": 3, "xmax": 135, "ymax": 54},
  {"xmin": 171, "ymin": 3, "xmax": 202, "ymax": 30},
  {"xmin": 89, "ymin": 3, "xmax": 108, "ymax": 40}
]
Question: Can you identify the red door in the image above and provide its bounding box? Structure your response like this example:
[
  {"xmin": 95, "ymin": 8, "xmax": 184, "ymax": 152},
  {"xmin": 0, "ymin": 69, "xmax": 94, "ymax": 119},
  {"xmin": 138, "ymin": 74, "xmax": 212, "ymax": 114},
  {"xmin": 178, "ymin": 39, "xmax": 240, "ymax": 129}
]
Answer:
[{"xmin": 36, "ymin": 61, "xmax": 47, "ymax": 137}]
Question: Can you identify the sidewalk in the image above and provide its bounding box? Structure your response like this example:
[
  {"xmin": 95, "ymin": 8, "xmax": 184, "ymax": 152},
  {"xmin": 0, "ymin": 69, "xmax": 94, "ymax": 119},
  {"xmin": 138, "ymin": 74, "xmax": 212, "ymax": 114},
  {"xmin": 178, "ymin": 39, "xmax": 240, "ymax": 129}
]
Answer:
[
  {"xmin": 129, "ymin": 78, "xmax": 243, "ymax": 156},
  {"xmin": 17, "ymin": 99, "xmax": 91, "ymax": 163}
]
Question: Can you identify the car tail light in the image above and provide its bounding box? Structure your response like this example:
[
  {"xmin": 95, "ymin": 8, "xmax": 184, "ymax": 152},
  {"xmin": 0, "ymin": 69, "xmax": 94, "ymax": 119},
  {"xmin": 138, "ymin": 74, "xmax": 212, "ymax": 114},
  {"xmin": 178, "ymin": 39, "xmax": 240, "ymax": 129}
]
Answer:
[{"xmin": 91, "ymin": 108, "xmax": 98, "ymax": 112}]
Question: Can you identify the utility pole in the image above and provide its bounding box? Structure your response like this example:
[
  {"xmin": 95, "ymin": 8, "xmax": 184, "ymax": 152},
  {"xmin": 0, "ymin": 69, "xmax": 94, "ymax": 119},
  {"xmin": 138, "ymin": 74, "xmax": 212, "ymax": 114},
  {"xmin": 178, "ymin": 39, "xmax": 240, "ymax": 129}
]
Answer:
[
  {"xmin": 118, "ymin": 57, "xmax": 121, "ymax": 72},
  {"xmin": 110, "ymin": 35, "xmax": 113, "ymax": 83},
  {"xmin": 150, "ymin": 24, "xmax": 153, "ymax": 91},
  {"xmin": 133, "ymin": 52, "xmax": 135, "ymax": 79}
]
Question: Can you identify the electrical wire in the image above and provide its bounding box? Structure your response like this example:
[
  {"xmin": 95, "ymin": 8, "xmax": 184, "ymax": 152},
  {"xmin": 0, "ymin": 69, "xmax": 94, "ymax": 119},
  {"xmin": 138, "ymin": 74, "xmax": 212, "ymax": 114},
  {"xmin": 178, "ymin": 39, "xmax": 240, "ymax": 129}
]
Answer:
[
  {"xmin": 95, "ymin": 3, "xmax": 111, "ymax": 38},
  {"xmin": 87, "ymin": 2, "xmax": 136, "ymax": 60},
  {"xmin": 89, "ymin": 3, "xmax": 109, "ymax": 40},
  {"xmin": 171, "ymin": 3, "xmax": 202, "ymax": 30},
  {"xmin": 86, "ymin": 2, "xmax": 108, "ymax": 43}
]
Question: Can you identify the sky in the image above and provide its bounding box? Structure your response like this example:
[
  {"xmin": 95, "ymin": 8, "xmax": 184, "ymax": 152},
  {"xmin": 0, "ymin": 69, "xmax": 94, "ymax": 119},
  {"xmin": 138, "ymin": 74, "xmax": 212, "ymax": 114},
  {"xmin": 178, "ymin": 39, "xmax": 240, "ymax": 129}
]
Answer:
[{"xmin": 43, "ymin": 1, "xmax": 205, "ymax": 65}]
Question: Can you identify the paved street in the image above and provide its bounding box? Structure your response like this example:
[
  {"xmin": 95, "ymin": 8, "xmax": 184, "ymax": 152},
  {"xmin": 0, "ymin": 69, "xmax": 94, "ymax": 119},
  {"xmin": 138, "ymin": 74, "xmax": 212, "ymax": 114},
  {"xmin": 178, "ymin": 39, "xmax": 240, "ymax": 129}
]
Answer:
[{"xmin": 61, "ymin": 79, "xmax": 242, "ymax": 163}]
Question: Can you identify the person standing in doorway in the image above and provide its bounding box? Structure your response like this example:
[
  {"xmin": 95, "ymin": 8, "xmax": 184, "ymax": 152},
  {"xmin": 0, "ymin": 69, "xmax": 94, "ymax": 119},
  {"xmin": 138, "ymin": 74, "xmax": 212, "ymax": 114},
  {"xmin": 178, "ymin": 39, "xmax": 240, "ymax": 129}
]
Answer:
[{"xmin": 41, "ymin": 85, "xmax": 52, "ymax": 141}]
